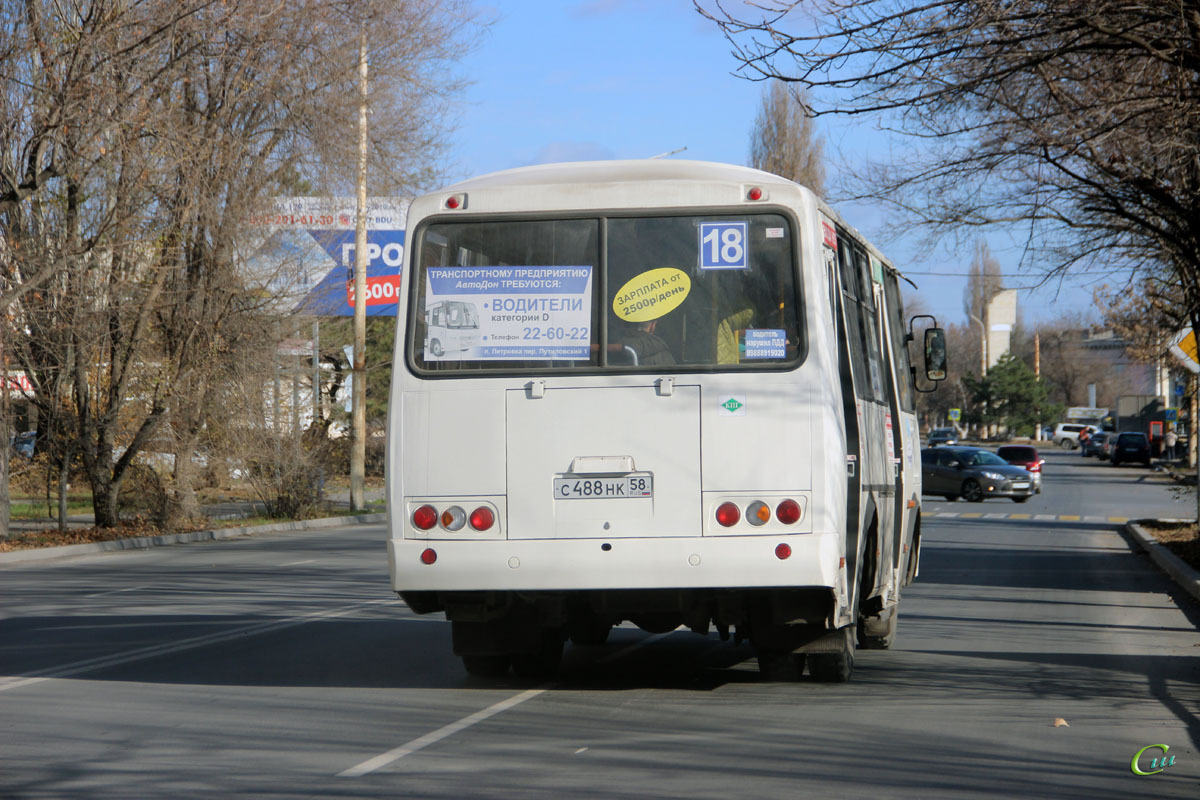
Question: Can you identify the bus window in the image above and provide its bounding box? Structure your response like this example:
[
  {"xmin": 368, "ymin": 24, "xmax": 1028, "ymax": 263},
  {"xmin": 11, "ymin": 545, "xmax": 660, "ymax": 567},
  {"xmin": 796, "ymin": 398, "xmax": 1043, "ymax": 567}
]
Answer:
[{"xmin": 409, "ymin": 213, "xmax": 802, "ymax": 373}]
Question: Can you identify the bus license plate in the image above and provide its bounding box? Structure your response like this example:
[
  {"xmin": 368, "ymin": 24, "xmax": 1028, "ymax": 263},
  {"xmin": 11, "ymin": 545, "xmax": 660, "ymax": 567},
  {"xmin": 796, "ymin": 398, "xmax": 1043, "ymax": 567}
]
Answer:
[{"xmin": 554, "ymin": 474, "xmax": 653, "ymax": 500}]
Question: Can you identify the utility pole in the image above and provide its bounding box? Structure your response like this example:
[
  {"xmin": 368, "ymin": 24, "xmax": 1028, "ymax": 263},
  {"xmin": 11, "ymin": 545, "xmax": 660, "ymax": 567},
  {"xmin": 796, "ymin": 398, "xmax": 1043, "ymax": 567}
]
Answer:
[
  {"xmin": 350, "ymin": 26, "xmax": 368, "ymax": 511},
  {"xmin": 1034, "ymin": 332, "xmax": 1041, "ymax": 440}
]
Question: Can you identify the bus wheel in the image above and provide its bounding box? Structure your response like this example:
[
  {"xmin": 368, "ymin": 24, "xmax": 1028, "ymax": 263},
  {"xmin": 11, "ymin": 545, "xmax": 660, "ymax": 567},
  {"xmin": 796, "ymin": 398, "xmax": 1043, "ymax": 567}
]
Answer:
[
  {"xmin": 961, "ymin": 479, "xmax": 984, "ymax": 502},
  {"xmin": 430, "ymin": 339, "xmax": 444, "ymax": 357},
  {"xmin": 808, "ymin": 629, "xmax": 855, "ymax": 682},
  {"xmin": 858, "ymin": 606, "xmax": 898, "ymax": 650},
  {"xmin": 462, "ymin": 654, "xmax": 510, "ymax": 677},
  {"xmin": 511, "ymin": 630, "xmax": 564, "ymax": 680}
]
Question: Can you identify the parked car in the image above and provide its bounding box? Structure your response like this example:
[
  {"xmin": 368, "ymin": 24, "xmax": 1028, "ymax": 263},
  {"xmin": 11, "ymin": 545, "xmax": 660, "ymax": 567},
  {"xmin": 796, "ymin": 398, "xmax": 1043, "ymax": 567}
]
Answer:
[
  {"xmin": 1098, "ymin": 434, "xmax": 1117, "ymax": 461},
  {"xmin": 927, "ymin": 427, "xmax": 959, "ymax": 447},
  {"xmin": 996, "ymin": 444, "xmax": 1044, "ymax": 493},
  {"xmin": 10, "ymin": 430, "xmax": 36, "ymax": 459},
  {"xmin": 1081, "ymin": 431, "xmax": 1108, "ymax": 458},
  {"xmin": 1111, "ymin": 432, "xmax": 1152, "ymax": 467},
  {"xmin": 921, "ymin": 446, "xmax": 1037, "ymax": 503},
  {"xmin": 1052, "ymin": 423, "xmax": 1098, "ymax": 449}
]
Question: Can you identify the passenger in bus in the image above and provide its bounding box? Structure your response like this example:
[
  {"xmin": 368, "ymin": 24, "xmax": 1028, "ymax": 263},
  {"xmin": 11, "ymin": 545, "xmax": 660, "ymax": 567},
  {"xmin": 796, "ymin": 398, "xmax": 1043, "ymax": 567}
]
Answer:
[
  {"xmin": 623, "ymin": 319, "xmax": 676, "ymax": 366},
  {"xmin": 717, "ymin": 308, "xmax": 754, "ymax": 364}
]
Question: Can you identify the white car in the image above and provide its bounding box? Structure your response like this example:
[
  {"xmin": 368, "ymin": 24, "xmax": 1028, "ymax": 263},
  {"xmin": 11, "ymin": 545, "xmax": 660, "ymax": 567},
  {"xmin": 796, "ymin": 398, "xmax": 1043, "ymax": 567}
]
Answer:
[{"xmin": 1052, "ymin": 423, "xmax": 1098, "ymax": 449}]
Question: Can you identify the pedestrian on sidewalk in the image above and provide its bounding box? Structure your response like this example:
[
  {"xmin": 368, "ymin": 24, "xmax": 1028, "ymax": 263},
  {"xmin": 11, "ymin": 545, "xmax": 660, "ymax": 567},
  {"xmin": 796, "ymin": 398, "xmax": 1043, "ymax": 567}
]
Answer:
[{"xmin": 1163, "ymin": 428, "xmax": 1178, "ymax": 461}]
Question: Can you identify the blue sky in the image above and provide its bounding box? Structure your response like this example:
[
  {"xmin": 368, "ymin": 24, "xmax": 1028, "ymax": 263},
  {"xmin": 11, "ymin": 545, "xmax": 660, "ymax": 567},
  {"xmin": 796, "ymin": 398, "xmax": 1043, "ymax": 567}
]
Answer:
[{"xmin": 444, "ymin": 1, "xmax": 1106, "ymax": 327}]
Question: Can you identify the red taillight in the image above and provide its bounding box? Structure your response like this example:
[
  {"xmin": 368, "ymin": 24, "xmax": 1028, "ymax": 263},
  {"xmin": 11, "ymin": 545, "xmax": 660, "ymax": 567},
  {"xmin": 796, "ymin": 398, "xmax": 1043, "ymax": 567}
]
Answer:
[
  {"xmin": 469, "ymin": 506, "xmax": 495, "ymax": 531},
  {"xmin": 420, "ymin": 548, "xmax": 437, "ymax": 565},
  {"xmin": 716, "ymin": 502, "xmax": 740, "ymax": 527},
  {"xmin": 775, "ymin": 543, "xmax": 792, "ymax": 560},
  {"xmin": 776, "ymin": 499, "xmax": 801, "ymax": 524},
  {"xmin": 1028, "ymin": 461, "xmax": 1041, "ymax": 473},
  {"xmin": 412, "ymin": 504, "xmax": 438, "ymax": 530}
]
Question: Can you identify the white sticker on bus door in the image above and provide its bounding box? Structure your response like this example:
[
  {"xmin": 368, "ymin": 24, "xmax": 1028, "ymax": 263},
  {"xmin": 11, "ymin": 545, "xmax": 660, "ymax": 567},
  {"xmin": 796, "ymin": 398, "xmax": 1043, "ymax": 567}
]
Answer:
[
  {"xmin": 424, "ymin": 265, "xmax": 593, "ymax": 361},
  {"xmin": 718, "ymin": 395, "xmax": 746, "ymax": 417}
]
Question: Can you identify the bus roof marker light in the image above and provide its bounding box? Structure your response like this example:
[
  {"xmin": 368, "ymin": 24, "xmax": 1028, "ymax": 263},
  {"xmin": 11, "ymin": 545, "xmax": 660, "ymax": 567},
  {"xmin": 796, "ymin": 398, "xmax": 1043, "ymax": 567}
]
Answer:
[
  {"xmin": 776, "ymin": 499, "xmax": 802, "ymax": 525},
  {"xmin": 716, "ymin": 502, "xmax": 740, "ymax": 527},
  {"xmin": 412, "ymin": 504, "xmax": 438, "ymax": 531},
  {"xmin": 469, "ymin": 506, "xmax": 495, "ymax": 531},
  {"xmin": 444, "ymin": 193, "xmax": 466, "ymax": 210},
  {"xmin": 747, "ymin": 186, "xmax": 764, "ymax": 201}
]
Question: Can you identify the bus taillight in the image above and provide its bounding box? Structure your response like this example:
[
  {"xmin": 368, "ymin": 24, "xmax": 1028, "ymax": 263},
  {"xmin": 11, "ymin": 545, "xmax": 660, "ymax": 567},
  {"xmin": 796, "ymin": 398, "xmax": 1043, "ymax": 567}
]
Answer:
[
  {"xmin": 469, "ymin": 506, "xmax": 495, "ymax": 531},
  {"xmin": 775, "ymin": 543, "xmax": 792, "ymax": 560},
  {"xmin": 776, "ymin": 499, "xmax": 802, "ymax": 525},
  {"xmin": 420, "ymin": 548, "xmax": 437, "ymax": 565},
  {"xmin": 746, "ymin": 501, "xmax": 770, "ymax": 526},
  {"xmin": 441, "ymin": 506, "xmax": 467, "ymax": 531},
  {"xmin": 716, "ymin": 502, "xmax": 740, "ymax": 527},
  {"xmin": 412, "ymin": 505, "xmax": 438, "ymax": 531}
]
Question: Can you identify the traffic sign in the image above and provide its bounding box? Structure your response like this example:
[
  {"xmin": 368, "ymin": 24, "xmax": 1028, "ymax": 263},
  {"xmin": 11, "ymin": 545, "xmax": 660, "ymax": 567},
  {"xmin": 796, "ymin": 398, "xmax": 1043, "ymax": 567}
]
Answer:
[
  {"xmin": 948, "ymin": 408, "xmax": 961, "ymax": 421},
  {"xmin": 1169, "ymin": 328, "xmax": 1200, "ymax": 373}
]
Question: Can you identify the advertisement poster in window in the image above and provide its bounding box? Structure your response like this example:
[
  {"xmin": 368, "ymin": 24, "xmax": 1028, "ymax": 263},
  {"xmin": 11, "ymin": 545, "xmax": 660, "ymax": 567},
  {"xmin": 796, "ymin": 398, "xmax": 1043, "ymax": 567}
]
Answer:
[{"xmin": 423, "ymin": 265, "xmax": 594, "ymax": 360}]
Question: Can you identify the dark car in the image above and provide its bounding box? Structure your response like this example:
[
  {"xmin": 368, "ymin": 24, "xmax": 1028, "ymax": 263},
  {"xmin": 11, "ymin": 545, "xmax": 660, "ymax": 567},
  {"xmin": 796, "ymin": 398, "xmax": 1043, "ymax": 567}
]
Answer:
[
  {"xmin": 927, "ymin": 427, "xmax": 959, "ymax": 447},
  {"xmin": 1111, "ymin": 432, "xmax": 1151, "ymax": 467},
  {"xmin": 996, "ymin": 445, "xmax": 1043, "ymax": 493},
  {"xmin": 921, "ymin": 446, "xmax": 1037, "ymax": 503},
  {"xmin": 1081, "ymin": 431, "xmax": 1108, "ymax": 458}
]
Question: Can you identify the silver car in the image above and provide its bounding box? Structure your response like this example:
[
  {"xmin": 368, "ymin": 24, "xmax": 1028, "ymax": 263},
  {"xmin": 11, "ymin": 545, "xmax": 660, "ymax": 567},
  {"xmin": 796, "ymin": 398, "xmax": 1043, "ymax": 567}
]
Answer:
[{"xmin": 921, "ymin": 446, "xmax": 1036, "ymax": 503}]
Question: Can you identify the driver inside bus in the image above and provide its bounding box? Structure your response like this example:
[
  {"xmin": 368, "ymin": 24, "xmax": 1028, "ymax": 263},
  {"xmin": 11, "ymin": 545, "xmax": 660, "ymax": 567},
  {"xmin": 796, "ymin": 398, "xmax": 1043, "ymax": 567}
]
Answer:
[{"xmin": 623, "ymin": 318, "xmax": 675, "ymax": 366}]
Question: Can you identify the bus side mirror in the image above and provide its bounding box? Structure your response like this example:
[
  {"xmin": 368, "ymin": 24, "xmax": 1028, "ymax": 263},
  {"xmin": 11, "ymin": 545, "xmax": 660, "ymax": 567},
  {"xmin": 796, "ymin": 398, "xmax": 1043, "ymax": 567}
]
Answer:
[{"xmin": 924, "ymin": 327, "xmax": 947, "ymax": 382}]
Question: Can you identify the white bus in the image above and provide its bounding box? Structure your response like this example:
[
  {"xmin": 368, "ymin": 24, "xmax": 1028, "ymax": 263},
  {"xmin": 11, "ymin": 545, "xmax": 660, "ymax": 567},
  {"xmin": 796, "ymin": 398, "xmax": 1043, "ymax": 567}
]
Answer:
[
  {"xmin": 424, "ymin": 300, "xmax": 480, "ymax": 358},
  {"xmin": 387, "ymin": 160, "xmax": 945, "ymax": 682}
]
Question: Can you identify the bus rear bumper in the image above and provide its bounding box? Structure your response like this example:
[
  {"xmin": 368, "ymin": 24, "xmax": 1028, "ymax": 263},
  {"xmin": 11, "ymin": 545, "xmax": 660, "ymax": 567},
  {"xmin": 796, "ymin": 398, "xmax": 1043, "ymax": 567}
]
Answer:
[{"xmin": 389, "ymin": 532, "xmax": 843, "ymax": 593}]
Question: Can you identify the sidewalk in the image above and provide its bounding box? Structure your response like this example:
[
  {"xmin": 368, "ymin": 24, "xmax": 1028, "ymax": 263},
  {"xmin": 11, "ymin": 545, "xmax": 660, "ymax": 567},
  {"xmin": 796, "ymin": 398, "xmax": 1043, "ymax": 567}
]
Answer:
[{"xmin": 7, "ymin": 487, "xmax": 386, "ymax": 533}]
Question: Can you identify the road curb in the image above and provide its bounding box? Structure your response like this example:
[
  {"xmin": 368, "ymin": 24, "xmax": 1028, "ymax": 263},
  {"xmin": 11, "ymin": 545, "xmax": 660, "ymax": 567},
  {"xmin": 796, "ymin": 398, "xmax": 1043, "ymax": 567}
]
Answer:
[
  {"xmin": 0, "ymin": 512, "xmax": 388, "ymax": 565},
  {"xmin": 1124, "ymin": 520, "xmax": 1200, "ymax": 605}
]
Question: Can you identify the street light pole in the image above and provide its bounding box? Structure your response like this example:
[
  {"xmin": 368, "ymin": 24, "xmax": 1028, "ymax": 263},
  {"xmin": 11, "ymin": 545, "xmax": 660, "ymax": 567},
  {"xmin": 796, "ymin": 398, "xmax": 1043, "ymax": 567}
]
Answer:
[{"xmin": 350, "ymin": 26, "xmax": 368, "ymax": 512}]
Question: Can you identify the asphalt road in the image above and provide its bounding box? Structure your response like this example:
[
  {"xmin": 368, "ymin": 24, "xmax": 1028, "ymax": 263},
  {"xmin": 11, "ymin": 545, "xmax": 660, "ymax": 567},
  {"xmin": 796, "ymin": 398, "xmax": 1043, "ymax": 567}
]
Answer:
[{"xmin": 1, "ymin": 449, "xmax": 1197, "ymax": 798}]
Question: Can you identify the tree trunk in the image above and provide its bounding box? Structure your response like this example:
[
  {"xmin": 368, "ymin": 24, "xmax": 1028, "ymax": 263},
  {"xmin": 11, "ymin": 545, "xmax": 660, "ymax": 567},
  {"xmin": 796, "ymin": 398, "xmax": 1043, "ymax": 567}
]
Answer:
[
  {"xmin": 57, "ymin": 457, "xmax": 69, "ymax": 532},
  {"xmin": 168, "ymin": 435, "xmax": 203, "ymax": 530}
]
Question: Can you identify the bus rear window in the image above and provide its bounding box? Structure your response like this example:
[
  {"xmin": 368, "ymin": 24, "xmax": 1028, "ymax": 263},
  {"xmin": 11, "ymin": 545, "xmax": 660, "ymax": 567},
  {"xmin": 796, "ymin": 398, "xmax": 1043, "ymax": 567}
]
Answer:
[{"xmin": 409, "ymin": 213, "xmax": 801, "ymax": 373}]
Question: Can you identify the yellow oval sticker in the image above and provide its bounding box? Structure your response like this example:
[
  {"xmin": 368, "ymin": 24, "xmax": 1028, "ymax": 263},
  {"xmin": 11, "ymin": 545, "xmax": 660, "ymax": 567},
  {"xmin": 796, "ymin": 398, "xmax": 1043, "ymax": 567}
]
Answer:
[{"xmin": 612, "ymin": 268, "xmax": 692, "ymax": 322}]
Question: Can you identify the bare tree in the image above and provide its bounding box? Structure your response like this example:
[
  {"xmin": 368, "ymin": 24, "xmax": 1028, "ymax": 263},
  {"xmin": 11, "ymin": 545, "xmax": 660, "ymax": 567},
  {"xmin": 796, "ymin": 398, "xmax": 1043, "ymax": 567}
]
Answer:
[
  {"xmin": 699, "ymin": 1, "xmax": 1200, "ymax": 336},
  {"xmin": 749, "ymin": 80, "xmax": 826, "ymax": 194},
  {"xmin": 1, "ymin": 0, "xmax": 480, "ymax": 532}
]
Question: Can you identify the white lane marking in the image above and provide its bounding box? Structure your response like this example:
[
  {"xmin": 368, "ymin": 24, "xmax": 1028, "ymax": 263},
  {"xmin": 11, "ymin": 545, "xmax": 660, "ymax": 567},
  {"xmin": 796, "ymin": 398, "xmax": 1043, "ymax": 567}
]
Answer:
[
  {"xmin": 338, "ymin": 689, "xmax": 547, "ymax": 778},
  {"xmin": 983, "ymin": 513, "xmax": 1008, "ymax": 519},
  {"xmin": 84, "ymin": 586, "xmax": 149, "ymax": 599},
  {"xmin": 0, "ymin": 598, "xmax": 396, "ymax": 694},
  {"xmin": 339, "ymin": 628, "xmax": 680, "ymax": 777},
  {"xmin": 279, "ymin": 559, "xmax": 316, "ymax": 567},
  {"xmin": 1034, "ymin": 515, "xmax": 1057, "ymax": 521}
]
